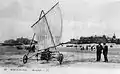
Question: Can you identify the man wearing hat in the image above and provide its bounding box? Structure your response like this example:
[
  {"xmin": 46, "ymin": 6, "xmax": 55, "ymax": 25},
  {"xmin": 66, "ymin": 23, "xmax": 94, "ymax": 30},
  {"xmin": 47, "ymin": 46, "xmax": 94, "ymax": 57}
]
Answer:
[
  {"xmin": 103, "ymin": 43, "xmax": 108, "ymax": 62},
  {"xmin": 96, "ymin": 42, "xmax": 103, "ymax": 61}
]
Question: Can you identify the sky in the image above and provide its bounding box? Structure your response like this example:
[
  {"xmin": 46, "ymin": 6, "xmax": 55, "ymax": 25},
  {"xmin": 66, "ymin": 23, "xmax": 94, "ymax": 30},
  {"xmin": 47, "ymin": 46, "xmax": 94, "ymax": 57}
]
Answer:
[{"xmin": 0, "ymin": 0, "xmax": 120, "ymax": 42}]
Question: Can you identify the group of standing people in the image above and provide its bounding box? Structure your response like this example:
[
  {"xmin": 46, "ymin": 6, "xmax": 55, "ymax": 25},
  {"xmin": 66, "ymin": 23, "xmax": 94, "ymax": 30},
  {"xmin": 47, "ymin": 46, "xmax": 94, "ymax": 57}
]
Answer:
[{"xmin": 96, "ymin": 42, "xmax": 108, "ymax": 62}]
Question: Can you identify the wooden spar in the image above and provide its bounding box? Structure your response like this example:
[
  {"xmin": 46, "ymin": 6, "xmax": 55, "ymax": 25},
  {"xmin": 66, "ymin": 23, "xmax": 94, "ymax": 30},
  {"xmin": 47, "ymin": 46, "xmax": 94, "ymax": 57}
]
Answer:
[
  {"xmin": 42, "ymin": 10, "xmax": 58, "ymax": 51},
  {"xmin": 39, "ymin": 10, "xmax": 44, "ymax": 19},
  {"xmin": 27, "ymin": 33, "xmax": 36, "ymax": 56},
  {"xmin": 31, "ymin": 33, "xmax": 36, "ymax": 45},
  {"xmin": 31, "ymin": 2, "xmax": 59, "ymax": 28},
  {"xmin": 37, "ymin": 42, "xmax": 68, "ymax": 52}
]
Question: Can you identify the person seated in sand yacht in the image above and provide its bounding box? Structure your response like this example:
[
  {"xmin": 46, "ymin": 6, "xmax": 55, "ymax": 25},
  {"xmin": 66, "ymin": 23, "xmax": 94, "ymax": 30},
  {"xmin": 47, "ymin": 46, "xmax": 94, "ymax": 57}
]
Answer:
[
  {"xmin": 31, "ymin": 44, "xmax": 36, "ymax": 52},
  {"xmin": 40, "ymin": 48, "xmax": 52, "ymax": 61}
]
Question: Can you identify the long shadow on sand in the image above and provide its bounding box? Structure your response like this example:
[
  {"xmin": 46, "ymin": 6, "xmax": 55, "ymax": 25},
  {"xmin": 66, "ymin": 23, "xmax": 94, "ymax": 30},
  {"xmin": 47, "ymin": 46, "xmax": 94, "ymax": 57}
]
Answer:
[{"xmin": 53, "ymin": 58, "xmax": 96, "ymax": 67}]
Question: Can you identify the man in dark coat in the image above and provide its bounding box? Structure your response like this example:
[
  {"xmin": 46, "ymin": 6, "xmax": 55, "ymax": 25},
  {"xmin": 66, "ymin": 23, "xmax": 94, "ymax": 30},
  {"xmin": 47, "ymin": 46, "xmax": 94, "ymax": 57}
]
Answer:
[
  {"xmin": 103, "ymin": 43, "xmax": 108, "ymax": 62},
  {"xmin": 30, "ymin": 44, "xmax": 36, "ymax": 52},
  {"xmin": 96, "ymin": 42, "xmax": 103, "ymax": 61}
]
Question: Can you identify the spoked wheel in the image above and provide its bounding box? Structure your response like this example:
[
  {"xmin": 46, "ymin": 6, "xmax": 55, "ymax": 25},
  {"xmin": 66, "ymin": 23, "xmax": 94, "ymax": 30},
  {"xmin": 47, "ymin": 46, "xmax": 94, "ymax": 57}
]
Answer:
[
  {"xmin": 57, "ymin": 53, "xmax": 64, "ymax": 65},
  {"xmin": 23, "ymin": 55, "xmax": 28, "ymax": 64}
]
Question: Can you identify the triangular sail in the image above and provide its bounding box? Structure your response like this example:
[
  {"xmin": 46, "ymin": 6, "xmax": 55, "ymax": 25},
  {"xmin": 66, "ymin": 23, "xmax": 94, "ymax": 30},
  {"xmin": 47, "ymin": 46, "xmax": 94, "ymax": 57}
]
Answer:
[{"xmin": 32, "ymin": 2, "xmax": 62, "ymax": 50}]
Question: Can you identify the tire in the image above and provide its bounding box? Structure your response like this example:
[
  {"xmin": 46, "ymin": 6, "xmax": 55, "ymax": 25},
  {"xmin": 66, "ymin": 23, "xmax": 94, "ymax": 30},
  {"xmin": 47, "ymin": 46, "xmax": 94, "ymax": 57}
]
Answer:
[{"xmin": 23, "ymin": 55, "xmax": 28, "ymax": 64}]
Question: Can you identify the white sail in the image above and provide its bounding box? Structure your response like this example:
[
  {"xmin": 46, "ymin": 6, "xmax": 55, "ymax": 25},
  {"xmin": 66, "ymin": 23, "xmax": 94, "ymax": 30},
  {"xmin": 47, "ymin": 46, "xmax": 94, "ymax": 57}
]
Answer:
[{"xmin": 32, "ymin": 2, "xmax": 62, "ymax": 50}]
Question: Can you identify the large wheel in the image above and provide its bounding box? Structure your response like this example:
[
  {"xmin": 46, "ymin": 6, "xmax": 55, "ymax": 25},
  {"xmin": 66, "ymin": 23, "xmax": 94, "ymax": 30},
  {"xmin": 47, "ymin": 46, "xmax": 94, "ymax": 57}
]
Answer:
[
  {"xmin": 23, "ymin": 55, "xmax": 28, "ymax": 64},
  {"xmin": 57, "ymin": 53, "xmax": 64, "ymax": 65}
]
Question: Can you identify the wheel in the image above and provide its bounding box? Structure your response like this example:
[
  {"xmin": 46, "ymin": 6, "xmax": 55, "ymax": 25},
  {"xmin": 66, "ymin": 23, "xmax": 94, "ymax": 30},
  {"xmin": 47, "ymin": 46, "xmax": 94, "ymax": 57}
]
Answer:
[
  {"xmin": 23, "ymin": 55, "xmax": 28, "ymax": 64},
  {"xmin": 57, "ymin": 53, "xmax": 64, "ymax": 65}
]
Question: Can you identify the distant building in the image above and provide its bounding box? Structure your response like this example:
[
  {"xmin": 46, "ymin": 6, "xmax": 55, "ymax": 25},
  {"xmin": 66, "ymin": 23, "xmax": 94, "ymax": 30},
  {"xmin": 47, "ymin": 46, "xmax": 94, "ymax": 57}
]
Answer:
[{"xmin": 69, "ymin": 34, "xmax": 120, "ymax": 44}]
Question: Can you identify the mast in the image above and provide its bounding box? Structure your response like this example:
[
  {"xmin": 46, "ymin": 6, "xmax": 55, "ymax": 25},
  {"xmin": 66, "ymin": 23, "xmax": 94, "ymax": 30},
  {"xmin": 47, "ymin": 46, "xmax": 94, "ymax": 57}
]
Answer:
[
  {"xmin": 42, "ymin": 10, "xmax": 57, "ymax": 50},
  {"xmin": 39, "ymin": 10, "xmax": 44, "ymax": 19},
  {"xmin": 27, "ymin": 33, "xmax": 35, "ymax": 55}
]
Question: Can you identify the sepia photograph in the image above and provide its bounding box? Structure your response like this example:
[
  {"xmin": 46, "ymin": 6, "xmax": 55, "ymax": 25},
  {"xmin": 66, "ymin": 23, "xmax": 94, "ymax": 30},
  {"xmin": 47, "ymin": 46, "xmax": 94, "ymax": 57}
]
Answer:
[{"xmin": 0, "ymin": 0, "xmax": 120, "ymax": 74}]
